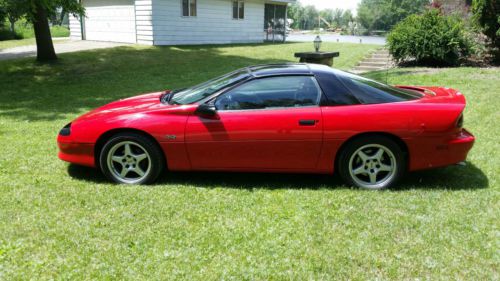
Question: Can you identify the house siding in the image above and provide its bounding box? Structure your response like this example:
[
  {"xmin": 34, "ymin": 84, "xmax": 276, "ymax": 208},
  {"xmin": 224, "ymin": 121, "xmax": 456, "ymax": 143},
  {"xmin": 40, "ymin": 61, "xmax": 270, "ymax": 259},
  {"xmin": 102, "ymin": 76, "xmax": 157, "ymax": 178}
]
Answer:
[
  {"xmin": 69, "ymin": 0, "xmax": 292, "ymax": 45},
  {"xmin": 136, "ymin": 0, "xmax": 154, "ymax": 44},
  {"xmin": 152, "ymin": 0, "xmax": 266, "ymax": 45},
  {"xmin": 69, "ymin": 14, "xmax": 82, "ymax": 40}
]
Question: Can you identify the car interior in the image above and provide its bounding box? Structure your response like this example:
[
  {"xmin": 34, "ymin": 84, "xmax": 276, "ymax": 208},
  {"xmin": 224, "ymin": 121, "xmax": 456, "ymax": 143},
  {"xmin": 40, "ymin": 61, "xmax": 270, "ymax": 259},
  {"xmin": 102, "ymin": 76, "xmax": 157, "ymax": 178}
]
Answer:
[{"xmin": 215, "ymin": 76, "xmax": 320, "ymax": 110}]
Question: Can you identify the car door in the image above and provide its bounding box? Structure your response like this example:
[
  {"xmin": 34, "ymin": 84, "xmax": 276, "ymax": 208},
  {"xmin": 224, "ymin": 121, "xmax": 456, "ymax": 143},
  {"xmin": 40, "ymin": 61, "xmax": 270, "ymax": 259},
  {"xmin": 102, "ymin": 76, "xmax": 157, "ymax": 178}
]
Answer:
[{"xmin": 185, "ymin": 75, "xmax": 324, "ymax": 171}]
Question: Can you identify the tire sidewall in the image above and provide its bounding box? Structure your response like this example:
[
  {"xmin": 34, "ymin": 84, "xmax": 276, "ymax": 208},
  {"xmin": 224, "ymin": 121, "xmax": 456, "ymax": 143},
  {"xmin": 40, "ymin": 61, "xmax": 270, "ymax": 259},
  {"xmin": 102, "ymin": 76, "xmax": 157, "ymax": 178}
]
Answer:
[
  {"xmin": 99, "ymin": 133, "xmax": 164, "ymax": 184},
  {"xmin": 338, "ymin": 136, "xmax": 406, "ymax": 190}
]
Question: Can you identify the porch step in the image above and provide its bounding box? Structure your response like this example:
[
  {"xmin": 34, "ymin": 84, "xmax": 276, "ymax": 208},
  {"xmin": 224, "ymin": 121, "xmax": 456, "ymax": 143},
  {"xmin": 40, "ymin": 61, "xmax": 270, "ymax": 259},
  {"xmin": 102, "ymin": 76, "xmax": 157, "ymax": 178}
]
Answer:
[
  {"xmin": 357, "ymin": 61, "xmax": 388, "ymax": 67},
  {"xmin": 372, "ymin": 54, "xmax": 391, "ymax": 58},
  {"xmin": 353, "ymin": 65, "xmax": 387, "ymax": 71},
  {"xmin": 350, "ymin": 48, "xmax": 394, "ymax": 74},
  {"xmin": 364, "ymin": 58, "xmax": 390, "ymax": 63}
]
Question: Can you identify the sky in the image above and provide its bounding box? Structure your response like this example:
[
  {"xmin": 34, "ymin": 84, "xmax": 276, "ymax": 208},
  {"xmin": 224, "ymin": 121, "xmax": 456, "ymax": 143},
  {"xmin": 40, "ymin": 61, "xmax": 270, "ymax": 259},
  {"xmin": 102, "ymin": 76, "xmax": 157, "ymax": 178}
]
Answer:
[{"xmin": 298, "ymin": 0, "xmax": 362, "ymax": 15}]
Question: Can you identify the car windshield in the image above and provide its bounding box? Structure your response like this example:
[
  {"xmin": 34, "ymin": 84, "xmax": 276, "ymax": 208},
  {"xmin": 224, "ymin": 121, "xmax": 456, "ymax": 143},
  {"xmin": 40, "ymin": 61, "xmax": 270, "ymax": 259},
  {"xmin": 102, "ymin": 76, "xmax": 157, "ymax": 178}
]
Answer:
[
  {"xmin": 337, "ymin": 71, "xmax": 423, "ymax": 104},
  {"xmin": 169, "ymin": 69, "xmax": 250, "ymax": 105}
]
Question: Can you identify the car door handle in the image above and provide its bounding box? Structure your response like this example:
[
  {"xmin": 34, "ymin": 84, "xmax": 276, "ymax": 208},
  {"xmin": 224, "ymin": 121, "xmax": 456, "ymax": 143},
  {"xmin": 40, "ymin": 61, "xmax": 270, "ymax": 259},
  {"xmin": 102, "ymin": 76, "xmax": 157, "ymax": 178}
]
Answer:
[{"xmin": 298, "ymin": 119, "xmax": 317, "ymax": 126}]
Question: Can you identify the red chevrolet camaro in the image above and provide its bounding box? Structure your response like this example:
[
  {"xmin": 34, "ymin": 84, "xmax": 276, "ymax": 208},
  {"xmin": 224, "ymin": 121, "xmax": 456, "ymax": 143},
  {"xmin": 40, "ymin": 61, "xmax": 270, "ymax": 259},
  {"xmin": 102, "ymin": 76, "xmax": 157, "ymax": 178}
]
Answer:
[{"xmin": 57, "ymin": 64, "xmax": 475, "ymax": 189}]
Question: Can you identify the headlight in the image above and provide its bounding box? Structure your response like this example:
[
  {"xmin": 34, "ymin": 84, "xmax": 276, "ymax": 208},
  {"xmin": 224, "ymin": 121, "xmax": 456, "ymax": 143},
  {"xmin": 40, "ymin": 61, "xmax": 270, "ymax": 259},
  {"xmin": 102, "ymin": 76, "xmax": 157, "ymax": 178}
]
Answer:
[{"xmin": 59, "ymin": 123, "xmax": 72, "ymax": 136}]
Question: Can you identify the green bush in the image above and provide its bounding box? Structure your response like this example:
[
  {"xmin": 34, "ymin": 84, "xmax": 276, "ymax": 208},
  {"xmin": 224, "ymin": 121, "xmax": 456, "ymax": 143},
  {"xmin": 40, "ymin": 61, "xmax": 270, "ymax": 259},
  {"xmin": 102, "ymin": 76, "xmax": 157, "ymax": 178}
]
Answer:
[
  {"xmin": 472, "ymin": 0, "xmax": 500, "ymax": 62},
  {"xmin": 0, "ymin": 19, "xmax": 69, "ymax": 41},
  {"xmin": 0, "ymin": 27, "xmax": 22, "ymax": 40},
  {"xmin": 387, "ymin": 9, "xmax": 474, "ymax": 66},
  {"xmin": 12, "ymin": 19, "xmax": 70, "ymax": 38}
]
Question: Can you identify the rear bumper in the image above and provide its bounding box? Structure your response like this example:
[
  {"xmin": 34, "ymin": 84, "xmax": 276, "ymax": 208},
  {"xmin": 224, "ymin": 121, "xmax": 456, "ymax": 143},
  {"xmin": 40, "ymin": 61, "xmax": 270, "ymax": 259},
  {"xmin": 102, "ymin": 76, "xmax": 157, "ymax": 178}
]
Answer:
[
  {"xmin": 409, "ymin": 128, "xmax": 475, "ymax": 171},
  {"xmin": 57, "ymin": 138, "xmax": 96, "ymax": 167}
]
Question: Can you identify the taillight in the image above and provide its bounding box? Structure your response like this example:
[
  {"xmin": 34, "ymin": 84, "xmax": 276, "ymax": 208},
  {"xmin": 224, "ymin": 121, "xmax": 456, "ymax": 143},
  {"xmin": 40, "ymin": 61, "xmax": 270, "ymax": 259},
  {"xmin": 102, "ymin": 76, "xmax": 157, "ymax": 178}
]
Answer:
[{"xmin": 456, "ymin": 113, "xmax": 464, "ymax": 128}]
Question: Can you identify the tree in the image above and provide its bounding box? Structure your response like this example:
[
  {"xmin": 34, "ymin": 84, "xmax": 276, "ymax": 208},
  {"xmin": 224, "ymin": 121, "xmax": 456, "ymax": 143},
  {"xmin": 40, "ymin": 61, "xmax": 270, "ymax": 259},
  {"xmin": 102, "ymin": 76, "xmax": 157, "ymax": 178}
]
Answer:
[
  {"xmin": 341, "ymin": 9, "xmax": 354, "ymax": 28},
  {"xmin": 319, "ymin": 9, "xmax": 334, "ymax": 26},
  {"xmin": 303, "ymin": 5, "xmax": 319, "ymax": 30},
  {"xmin": 0, "ymin": 0, "xmax": 84, "ymax": 61},
  {"xmin": 472, "ymin": 0, "xmax": 500, "ymax": 61},
  {"xmin": 0, "ymin": 0, "xmax": 27, "ymax": 34},
  {"xmin": 357, "ymin": 0, "xmax": 430, "ymax": 32},
  {"xmin": 0, "ymin": 3, "xmax": 6, "ymax": 25},
  {"xmin": 286, "ymin": 2, "xmax": 351, "ymax": 31},
  {"xmin": 287, "ymin": 2, "xmax": 304, "ymax": 29}
]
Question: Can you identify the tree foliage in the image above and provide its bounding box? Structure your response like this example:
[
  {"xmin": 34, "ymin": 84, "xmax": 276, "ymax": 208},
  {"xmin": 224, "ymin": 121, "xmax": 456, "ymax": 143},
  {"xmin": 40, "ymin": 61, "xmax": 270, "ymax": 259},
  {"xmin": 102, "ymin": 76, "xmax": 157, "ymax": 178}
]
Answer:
[
  {"xmin": 387, "ymin": 9, "xmax": 474, "ymax": 65},
  {"xmin": 472, "ymin": 0, "xmax": 500, "ymax": 61},
  {"xmin": 0, "ymin": 0, "xmax": 28, "ymax": 33},
  {"xmin": 357, "ymin": 0, "xmax": 430, "ymax": 32},
  {"xmin": 287, "ymin": 2, "xmax": 354, "ymax": 30},
  {"xmin": 0, "ymin": 0, "xmax": 83, "ymax": 61}
]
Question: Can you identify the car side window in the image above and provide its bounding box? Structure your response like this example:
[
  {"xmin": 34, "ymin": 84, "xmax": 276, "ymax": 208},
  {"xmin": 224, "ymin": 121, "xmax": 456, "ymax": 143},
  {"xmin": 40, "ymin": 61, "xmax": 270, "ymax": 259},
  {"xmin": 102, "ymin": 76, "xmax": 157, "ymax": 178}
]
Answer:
[{"xmin": 215, "ymin": 76, "xmax": 321, "ymax": 110}]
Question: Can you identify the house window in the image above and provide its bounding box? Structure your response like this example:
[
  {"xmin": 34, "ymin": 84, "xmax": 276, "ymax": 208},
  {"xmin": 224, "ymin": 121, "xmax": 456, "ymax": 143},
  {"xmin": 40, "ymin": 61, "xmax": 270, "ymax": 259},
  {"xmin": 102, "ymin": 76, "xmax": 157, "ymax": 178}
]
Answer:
[
  {"xmin": 182, "ymin": 0, "xmax": 197, "ymax": 17},
  {"xmin": 233, "ymin": 1, "xmax": 244, "ymax": 19}
]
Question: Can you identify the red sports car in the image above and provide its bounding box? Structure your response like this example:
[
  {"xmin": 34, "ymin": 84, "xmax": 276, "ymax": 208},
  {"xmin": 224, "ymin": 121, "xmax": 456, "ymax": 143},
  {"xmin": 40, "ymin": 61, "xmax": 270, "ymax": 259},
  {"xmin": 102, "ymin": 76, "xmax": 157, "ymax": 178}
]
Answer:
[{"xmin": 57, "ymin": 64, "xmax": 474, "ymax": 189}]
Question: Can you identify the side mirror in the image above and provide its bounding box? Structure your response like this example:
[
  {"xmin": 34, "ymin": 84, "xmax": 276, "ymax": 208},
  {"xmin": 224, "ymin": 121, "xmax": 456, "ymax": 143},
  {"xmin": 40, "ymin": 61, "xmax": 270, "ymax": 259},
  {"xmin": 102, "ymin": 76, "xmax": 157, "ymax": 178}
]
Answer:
[{"xmin": 195, "ymin": 104, "xmax": 218, "ymax": 119}]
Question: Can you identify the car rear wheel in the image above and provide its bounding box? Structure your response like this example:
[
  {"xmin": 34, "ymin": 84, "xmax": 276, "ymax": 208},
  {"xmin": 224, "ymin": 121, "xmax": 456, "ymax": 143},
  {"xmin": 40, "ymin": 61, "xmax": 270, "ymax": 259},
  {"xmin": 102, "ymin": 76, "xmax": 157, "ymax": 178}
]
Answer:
[
  {"xmin": 99, "ymin": 133, "xmax": 164, "ymax": 184},
  {"xmin": 337, "ymin": 136, "xmax": 406, "ymax": 190}
]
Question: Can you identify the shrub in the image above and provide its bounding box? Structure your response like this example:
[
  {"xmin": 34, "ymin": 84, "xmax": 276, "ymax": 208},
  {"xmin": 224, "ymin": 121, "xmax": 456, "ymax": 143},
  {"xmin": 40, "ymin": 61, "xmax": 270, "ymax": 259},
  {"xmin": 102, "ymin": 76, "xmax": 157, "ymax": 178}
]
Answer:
[
  {"xmin": 0, "ymin": 19, "xmax": 69, "ymax": 41},
  {"xmin": 387, "ymin": 9, "xmax": 474, "ymax": 66},
  {"xmin": 472, "ymin": 0, "xmax": 500, "ymax": 62},
  {"xmin": 0, "ymin": 27, "xmax": 22, "ymax": 40},
  {"xmin": 15, "ymin": 20, "xmax": 70, "ymax": 38},
  {"xmin": 49, "ymin": 25, "xmax": 70, "ymax": 37}
]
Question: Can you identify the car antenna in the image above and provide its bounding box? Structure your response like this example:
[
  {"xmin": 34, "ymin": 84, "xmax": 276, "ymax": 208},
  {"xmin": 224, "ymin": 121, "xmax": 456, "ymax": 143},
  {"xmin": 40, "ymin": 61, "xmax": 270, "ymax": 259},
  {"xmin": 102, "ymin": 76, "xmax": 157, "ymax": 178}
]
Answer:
[
  {"xmin": 385, "ymin": 52, "xmax": 390, "ymax": 85},
  {"xmin": 385, "ymin": 65, "xmax": 389, "ymax": 85}
]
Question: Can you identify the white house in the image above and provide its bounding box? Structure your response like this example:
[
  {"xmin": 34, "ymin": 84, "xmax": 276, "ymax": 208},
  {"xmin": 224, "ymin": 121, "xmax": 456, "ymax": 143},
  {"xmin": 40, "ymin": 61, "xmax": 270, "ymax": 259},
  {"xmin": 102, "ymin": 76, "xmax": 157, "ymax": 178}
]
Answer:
[{"xmin": 69, "ymin": 0, "xmax": 294, "ymax": 45}]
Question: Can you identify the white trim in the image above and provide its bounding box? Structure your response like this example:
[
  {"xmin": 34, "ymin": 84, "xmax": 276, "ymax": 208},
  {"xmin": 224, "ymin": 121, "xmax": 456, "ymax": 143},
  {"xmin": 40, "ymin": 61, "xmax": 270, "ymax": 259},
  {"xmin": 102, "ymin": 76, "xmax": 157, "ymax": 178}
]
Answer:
[{"xmin": 181, "ymin": 0, "xmax": 197, "ymax": 17}]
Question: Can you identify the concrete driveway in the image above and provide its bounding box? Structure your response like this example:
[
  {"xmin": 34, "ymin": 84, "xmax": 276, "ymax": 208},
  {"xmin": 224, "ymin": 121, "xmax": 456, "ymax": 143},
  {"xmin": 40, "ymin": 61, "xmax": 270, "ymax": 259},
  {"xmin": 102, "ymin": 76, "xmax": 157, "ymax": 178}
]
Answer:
[{"xmin": 0, "ymin": 40, "xmax": 130, "ymax": 61}]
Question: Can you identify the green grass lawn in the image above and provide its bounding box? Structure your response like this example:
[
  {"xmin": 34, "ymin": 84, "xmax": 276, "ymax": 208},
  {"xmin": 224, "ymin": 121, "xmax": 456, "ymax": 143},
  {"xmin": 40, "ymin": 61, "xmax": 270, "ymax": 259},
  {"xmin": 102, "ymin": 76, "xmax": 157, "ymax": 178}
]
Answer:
[
  {"xmin": 0, "ymin": 38, "xmax": 70, "ymax": 50},
  {"xmin": 0, "ymin": 37, "xmax": 37, "ymax": 49},
  {"xmin": 11, "ymin": 22, "xmax": 70, "ymax": 39},
  {"xmin": 0, "ymin": 43, "xmax": 498, "ymax": 279},
  {"xmin": 2, "ymin": 19, "xmax": 70, "ymax": 39},
  {"xmin": 0, "ymin": 20, "xmax": 69, "ymax": 49}
]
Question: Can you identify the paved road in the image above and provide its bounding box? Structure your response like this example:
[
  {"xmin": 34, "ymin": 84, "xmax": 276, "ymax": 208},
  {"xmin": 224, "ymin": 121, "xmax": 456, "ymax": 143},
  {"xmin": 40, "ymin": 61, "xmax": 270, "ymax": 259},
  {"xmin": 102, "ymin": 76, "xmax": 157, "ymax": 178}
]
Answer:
[
  {"xmin": 0, "ymin": 40, "xmax": 130, "ymax": 61},
  {"xmin": 287, "ymin": 33, "xmax": 387, "ymax": 45}
]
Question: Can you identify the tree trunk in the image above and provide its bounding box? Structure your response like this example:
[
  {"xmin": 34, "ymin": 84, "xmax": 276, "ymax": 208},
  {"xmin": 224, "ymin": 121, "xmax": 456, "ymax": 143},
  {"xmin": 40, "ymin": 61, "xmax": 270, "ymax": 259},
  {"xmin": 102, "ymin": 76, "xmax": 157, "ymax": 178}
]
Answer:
[
  {"xmin": 9, "ymin": 18, "xmax": 15, "ymax": 33},
  {"xmin": 59, "ymin": 9, "xmax": 66, "ymax": 26},
  {"xmin": 33, "ymin": 2, "xmax": 57, "ymax": 61}
]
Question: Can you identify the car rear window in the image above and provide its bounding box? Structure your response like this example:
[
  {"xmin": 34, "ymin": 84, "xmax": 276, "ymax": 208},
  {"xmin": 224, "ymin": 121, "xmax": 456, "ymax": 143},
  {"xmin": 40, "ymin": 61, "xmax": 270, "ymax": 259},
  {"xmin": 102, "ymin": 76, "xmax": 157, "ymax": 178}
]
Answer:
[{"xmin": 338, "ymin": 73, "xmax": 423, "ymax": 104}]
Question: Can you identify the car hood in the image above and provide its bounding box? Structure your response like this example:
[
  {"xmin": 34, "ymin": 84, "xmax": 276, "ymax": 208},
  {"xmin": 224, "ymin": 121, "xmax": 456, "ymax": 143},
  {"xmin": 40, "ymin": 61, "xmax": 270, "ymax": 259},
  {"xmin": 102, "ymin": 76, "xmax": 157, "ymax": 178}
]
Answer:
[{"xmin": 74, "ymin": 91, "xmax": 190, "ymax": 123}]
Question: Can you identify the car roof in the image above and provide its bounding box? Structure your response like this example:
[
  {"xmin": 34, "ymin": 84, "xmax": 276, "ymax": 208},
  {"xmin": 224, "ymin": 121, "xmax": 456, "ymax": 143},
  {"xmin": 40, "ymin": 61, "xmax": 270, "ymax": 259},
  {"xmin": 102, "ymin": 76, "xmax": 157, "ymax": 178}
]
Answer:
[{"xmin": 247, "ymin": 63, "xmax": 337, "ymax": 77}]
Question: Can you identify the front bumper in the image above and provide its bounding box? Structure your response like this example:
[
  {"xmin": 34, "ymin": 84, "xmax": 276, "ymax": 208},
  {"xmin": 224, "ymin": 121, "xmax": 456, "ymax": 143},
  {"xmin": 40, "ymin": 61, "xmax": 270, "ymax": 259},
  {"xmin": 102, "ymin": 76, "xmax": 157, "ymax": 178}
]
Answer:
[{"xmin": 57, "ymin": 136, "xmax": 96, "ymax": 167}]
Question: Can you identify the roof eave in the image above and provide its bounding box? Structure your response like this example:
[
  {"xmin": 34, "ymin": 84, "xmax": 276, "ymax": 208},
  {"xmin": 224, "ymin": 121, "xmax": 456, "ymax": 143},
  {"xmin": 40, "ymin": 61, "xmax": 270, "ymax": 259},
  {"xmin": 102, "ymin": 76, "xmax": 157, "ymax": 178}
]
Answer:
[{"xmin": 266, "ymin": 0, "xmax": 297, "ymax": 4}]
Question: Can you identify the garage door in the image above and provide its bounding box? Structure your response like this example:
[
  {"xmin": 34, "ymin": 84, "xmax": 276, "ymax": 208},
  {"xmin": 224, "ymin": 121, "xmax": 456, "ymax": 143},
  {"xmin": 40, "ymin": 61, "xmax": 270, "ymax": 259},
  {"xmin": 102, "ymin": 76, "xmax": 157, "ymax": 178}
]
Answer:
[{"xmin": 83, "ymin": 0, "xmax": 136, "ymax": 43}]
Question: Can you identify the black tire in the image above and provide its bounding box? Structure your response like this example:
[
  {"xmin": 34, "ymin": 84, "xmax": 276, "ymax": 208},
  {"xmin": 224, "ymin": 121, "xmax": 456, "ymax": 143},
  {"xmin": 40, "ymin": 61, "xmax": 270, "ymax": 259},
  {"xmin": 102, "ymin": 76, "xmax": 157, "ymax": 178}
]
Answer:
[
  {"xmin": 99, "ymin": 132, "xmax": 164, "ymax": 184},
  {"xmin": 337, "ymin": 135, "xmax": 406, "ymax": 190}
]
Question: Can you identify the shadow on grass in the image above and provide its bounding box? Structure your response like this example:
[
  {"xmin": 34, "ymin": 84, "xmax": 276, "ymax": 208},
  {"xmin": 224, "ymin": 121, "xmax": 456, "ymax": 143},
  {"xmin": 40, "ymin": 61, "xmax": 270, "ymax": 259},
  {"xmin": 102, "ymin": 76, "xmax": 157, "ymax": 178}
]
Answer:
[
  {"xmin": 0, "ymin": 44, "xmax": 287, "ymax": 121},
  {"xmin": 68, "ymin": 161, "xmax": 488, "ymax": 191},
  {"xmin": 0, "ymin": 42, "xmax": 376, "ymax": 122}
]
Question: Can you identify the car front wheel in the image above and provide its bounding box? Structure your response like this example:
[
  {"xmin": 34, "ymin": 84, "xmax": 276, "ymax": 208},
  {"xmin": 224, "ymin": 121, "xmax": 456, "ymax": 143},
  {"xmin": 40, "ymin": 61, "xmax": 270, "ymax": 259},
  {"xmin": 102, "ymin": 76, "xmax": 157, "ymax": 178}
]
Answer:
[
  {"xmin": 338, "ymin": 136, "xmax": 406, "ymax": 190},
  {"xmin": 99, "ymin": 133, "xmax": 164, "ymax": 184}
]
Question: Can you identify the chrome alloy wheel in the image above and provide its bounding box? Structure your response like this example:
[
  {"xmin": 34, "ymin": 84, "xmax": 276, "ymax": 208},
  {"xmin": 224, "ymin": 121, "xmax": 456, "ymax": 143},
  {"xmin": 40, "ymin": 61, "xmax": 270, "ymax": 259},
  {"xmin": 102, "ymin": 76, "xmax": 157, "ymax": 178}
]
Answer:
[
  {"xmin": 348, "ymin": 144, "xmax": 397, "ymax": 189},
  {"xmin": 106, "ymin": 141, "xmax": 152, "ymax": 184}
]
